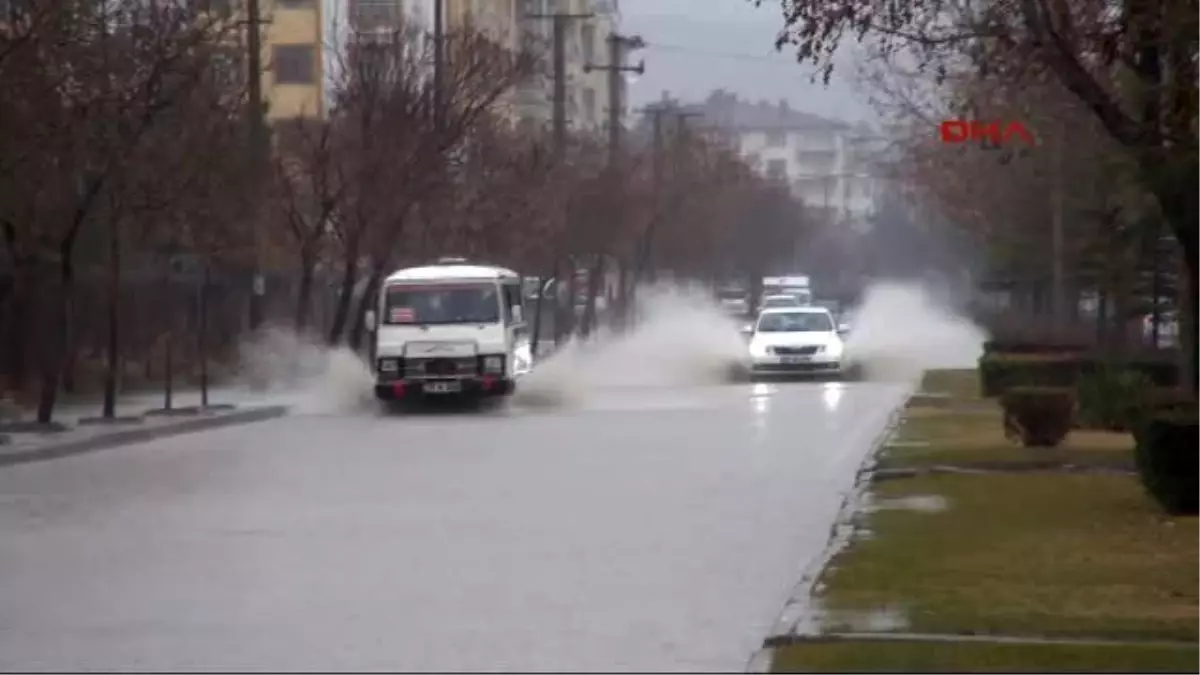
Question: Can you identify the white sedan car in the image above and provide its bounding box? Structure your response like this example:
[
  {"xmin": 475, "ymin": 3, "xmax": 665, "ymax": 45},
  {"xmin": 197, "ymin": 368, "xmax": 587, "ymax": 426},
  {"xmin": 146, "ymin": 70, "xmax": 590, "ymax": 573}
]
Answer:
[
  {"xmin": 744, "ymin": 307, "xmax": 847, "ymax": 377},
  {"xmin": 757, "ymin": 293, "xmax": 804, "ymax": 312}
]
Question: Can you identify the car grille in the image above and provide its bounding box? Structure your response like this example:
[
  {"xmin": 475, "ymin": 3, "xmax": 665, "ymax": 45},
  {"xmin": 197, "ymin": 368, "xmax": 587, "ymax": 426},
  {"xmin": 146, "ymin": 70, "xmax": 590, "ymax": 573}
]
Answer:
[
  {"xmin": 773, "ymin": 345, "xmax": 820, "ymax": 355},
  {"xmin": 405, "ymin": 357, "xmax": 479, "ymax": 378},
  {"xmin": 754, "ymin": 362, "xmax": 837, "ymax": 372}
]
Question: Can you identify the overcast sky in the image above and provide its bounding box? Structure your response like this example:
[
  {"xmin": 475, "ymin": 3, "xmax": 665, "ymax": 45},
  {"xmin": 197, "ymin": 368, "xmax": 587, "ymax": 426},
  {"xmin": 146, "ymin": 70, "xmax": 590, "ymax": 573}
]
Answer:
[{"xmin": 618, "ymin": 0, "xmax": 875, "ymax": 125}]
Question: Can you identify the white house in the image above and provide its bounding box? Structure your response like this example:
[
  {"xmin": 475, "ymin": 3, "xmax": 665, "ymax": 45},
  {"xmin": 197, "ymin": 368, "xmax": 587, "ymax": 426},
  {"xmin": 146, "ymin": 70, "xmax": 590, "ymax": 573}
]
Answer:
[{"xmin": 686, "ymin": 90, "xmax": 887, "ymax": 231}]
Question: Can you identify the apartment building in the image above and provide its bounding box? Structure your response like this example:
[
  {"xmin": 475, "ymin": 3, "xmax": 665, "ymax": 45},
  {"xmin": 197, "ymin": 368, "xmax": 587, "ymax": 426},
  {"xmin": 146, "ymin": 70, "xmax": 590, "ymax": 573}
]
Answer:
[
  {"xmin": 514, "ymin": 0, "xmax": 620, "ymax": 132},
  {"xmin": 686, "ymin": 90, "xmax": 887, "ymax": 230},
  {"xmin": 261, "ymin": 0, "xmax": 330, "ymax": 120}
]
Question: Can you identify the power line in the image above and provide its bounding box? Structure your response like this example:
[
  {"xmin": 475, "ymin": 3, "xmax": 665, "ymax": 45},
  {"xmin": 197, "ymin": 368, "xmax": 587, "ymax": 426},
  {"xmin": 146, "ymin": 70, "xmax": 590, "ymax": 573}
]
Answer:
[{"xmin": 641, "ymin": 41, "xmax": 796, "ymax": 64}]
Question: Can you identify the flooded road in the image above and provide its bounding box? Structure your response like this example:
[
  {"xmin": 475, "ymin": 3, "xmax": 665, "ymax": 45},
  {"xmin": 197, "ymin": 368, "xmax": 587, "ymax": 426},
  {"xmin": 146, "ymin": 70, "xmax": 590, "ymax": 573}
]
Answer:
[{"xmin": 0, "ymin": 380, "xmax": 907, "ymax": 672}]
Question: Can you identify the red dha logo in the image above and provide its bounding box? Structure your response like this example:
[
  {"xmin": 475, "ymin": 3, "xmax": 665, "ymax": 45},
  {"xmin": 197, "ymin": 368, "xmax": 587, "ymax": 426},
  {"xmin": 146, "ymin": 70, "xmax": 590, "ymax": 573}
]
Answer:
[{"xmin": 940, "ymin": 120, "xmax": 1036, "ymax": 146}]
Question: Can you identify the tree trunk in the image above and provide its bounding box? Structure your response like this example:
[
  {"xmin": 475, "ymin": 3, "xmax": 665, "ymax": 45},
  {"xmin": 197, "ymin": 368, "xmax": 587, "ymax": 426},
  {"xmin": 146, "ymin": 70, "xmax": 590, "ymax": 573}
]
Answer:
[
  {"xmin": 102, "ymin": 217, "xmax": 121, "ymax": 419},
  {"xmin": 163, "ymin": 331, "xmax": 174, "ymax": 411},
  {"xmin": 1181, "ymin": 253, "xmax": 1197, "ymax": 393},
  {"xmin": 747, "ymin": 271, "xmax": 764, "ymax": 316},
  {"xmin": 580, "ymin": 255, "xmax": 606, "ymax": 338},
  {"xmin": 348, "ymin": 257, "xmax": 386, "ymax": 353},
  {"xmin": 198, "ymin": 264, "xmax": 211, "ymax": 408},
  {"xmin": 531, "ymin": 260, "xmax": 558, "ymax": 359},
  {"xmin": 1, "ymin": 267, "xmax": 31, "ymax": 396},
  {"xmin": 558, "ymin": 262, "xmax": 578, "ymax": 343},
  {"xmin": 327, "ymin": 239, "xmax": 361, "ymax": 347},
  {"xmin": 294, "ymin": 246, "xmax": 317, "ymax": 333},
  {"xmin": 35, "ymin": 253, "xmax": 75, "ymax": 424}
]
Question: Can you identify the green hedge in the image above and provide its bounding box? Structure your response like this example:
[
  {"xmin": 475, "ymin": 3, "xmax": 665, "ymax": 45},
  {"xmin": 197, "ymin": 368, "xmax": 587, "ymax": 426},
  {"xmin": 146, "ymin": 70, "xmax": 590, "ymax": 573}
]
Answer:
[
  {"xmin": 1001, "ymin": 386, "xmax": 1076, "ymax": 448},
  {"xmin": 982, "ymin": 339, "xmax": 1087, "ymax": 355},
  {"xmin": 979, "ymin": 351, "xmax": 1181, "ymax": 398},
  {"xmin": 1134, "ymin": 411, "xmax": 1199, "ymax": 515},
  {"xmin": 979, "ymin": 354, "xmax": 1084, "ymax": 397},
  {"xmin": 1076, "ymin": 368, "xmax": 1154, "ymax": 431}
]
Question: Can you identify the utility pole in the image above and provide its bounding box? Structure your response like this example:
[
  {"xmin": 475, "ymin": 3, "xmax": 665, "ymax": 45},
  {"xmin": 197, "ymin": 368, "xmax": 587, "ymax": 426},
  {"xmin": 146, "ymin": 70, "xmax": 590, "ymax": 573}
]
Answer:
[
  {"xmin": 634, "ymin": 105, "xmax": 700, "ymax": 286},
  {"xmin": 432, "ymin": 0, "xmax": 444, "ymax": 134},
  {"xmin": 585, "ymin": 32, "xmax": 644, "ymax": 166},
  {"xmin": 245, "ymin": 0, "xmax": 267, "ymax": 334},
  {"xmin": 523, "ymin": 10, "xmax": 594, "ymax": 160},
  {"xmin": 580, "ymin": 31, "xmax": 644, "ymax": 336},
  {"xmin": 523, "ymin": 9, "xmax": 594, "ymax": 352},
  {"xmin": 1051, "ymin": 116, "xmax": 1066, "ymax": 328}
]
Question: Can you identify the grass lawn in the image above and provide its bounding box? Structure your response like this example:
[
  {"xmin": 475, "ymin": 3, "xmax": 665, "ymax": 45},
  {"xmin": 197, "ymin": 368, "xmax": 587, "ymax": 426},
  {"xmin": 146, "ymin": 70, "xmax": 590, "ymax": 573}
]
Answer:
[
  {"xmin": 771, "ymin": 639, "xmax": 1199, "ymax": 673},
  {"xmin": 771, "ymin": 368, "xmax": 1199, "ymax": 672},
  {"xmin": 882, "ymin": 369, "xmax": 1138, "ymax": 470},
  {"xmin": 919, "ymin": 368, "xmax": 985, "ymax": 401},
  {"xmin": 883, "ymin": 407, "xmax": 1137, "ymax": 470}
]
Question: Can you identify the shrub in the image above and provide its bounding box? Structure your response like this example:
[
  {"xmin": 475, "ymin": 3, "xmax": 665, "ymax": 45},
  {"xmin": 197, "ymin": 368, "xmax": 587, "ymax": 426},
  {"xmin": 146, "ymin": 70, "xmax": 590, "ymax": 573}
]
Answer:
[
  {"xmin": 979, "ymin": 353, "xmax": 1084, "ymax": 397},
  {"xmin": 1001, "ymin": 386, "xmax": 1076, "ymax": 448},
  {"xmin": 1134, "ymin": 411, "xmax": 1199, "ymax": 515},
  {"xmin": 1076, "ymin": 367, "xmax": 1154, "ymax": 431},
  {"xmin": 1128, "ymin": 387, "xmax": 1198, "ymax": 436},
  {"xmin": 1126, "ymin": 357, "xmax": 1181, "ymax": 387},
  {"xmin": 983, "ymin": 339, "xmax": 1087, "ymax": 355}
]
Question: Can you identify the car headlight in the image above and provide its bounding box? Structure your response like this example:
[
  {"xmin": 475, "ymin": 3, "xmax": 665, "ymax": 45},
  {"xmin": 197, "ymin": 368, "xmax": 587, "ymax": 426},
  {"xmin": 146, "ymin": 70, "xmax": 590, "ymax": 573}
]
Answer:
[
  {"xmin": 378, "ymin": 358, "xmax": 398, "ymax": 373},
  {"xmin": 483, "ymin": 355, "xmax": 505, "ymax": 373},
  {"xmin": 749, "ymin": 343, "xmax": 769, "ymax": 358},
  {"xmin": 825, "ymin": 342, "xmax": 844, "ymax": 357}
]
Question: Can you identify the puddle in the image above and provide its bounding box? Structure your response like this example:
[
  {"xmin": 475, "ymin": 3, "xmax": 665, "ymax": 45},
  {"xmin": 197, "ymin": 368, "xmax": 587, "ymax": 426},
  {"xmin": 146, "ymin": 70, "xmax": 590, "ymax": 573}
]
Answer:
[
  {"xmin": 868, "ymin": 494, "xmax": 949, "ymax": 513},
  {"xmin": 885, "ymin": 440, "xmax": 930, "ymax": 449},
  {"xmin": 792, "ymin": 600, "xmax": 912, "ymax": 635}
]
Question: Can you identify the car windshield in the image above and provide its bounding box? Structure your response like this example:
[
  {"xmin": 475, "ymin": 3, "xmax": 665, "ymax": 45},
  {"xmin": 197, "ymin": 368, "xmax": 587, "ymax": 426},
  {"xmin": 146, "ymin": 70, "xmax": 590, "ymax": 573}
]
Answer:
[
  {"xmin": 384, "ymin": 283, "xmax": 500, "ymax": 325},
  {"xmin": 762, "ymin": 296, "xmax": 799, "ymax": 308},
  {"xmin": 757, "ymin": 311, "xmax": 834, "ymax": 333}
]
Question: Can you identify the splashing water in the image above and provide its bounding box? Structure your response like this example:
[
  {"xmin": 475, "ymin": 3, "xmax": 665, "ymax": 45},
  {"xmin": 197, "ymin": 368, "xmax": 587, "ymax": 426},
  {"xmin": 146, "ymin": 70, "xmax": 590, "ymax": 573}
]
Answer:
[
  {"xmin": 513, "ymin": 282, "xmax": 748, "ymax": 408},
  {"xmin": 233, "ymin": 327, "xmax": 376, "ymax": 414},
  {"xmin": 227, "ymin": 281, "xmax": 985, "ymax": 415},
  {"xmin": 843, "ymin": 281, "xmax": 986, "ymax": 382}
]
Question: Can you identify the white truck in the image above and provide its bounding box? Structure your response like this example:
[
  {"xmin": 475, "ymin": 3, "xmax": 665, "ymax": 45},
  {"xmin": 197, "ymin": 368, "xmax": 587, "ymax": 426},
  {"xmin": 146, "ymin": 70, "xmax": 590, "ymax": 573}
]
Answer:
[
  {"xmin": 364, "ymin": 257, "xmax": 533, "ymax": 402},
  {"xmin": 762, "ymin": 275, "xmax": 813, "ymax": 306}
]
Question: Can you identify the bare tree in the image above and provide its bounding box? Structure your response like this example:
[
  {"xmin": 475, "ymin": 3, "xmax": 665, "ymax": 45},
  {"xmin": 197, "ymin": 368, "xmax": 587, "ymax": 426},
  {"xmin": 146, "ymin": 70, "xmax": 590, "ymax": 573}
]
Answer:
[
  {"xmin": 271, "ymin": 118, "xmax": 345, "ymax": 332},
  {"xmin": 0, "ymin": 0, "xmax": 248, "ymax": 422},
  {"xmin": 321, "ymin": 17, "xmax": 535, "ymax": 349},
  {"xmin": 763, "ymin": 0, "xmax": 1199, "ymax": 387}
]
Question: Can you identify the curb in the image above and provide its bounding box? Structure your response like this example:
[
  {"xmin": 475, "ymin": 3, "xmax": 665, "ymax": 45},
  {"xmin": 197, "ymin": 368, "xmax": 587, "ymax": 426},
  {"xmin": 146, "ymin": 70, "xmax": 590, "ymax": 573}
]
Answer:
[
  {"xmin": 0, "ymin": 405, "xmax": 290, "ymax": 468},
  {"xmin": 762, "ymin": 631, "xmax": 1200, "ymax": 649},
  {"xmin": 746, "ymin": 387, "xmax": 912, "ymax": 672}
]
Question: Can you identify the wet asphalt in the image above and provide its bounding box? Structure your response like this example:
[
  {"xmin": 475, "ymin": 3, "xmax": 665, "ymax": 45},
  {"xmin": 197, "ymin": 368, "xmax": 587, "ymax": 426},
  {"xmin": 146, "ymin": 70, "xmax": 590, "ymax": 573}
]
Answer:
[{"xmin": 0, "ymin": 380, "xmax": 908, "ymax": 672}]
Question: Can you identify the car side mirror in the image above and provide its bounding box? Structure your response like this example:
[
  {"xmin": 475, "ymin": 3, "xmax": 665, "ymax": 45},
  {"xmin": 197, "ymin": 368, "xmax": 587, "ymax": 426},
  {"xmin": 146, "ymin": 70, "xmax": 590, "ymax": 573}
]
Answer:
[
  {"xmin": 741, "ymin": 324, "xmax": 754, "ymax": 336},
  {"xmin": 364, "ymin": 310, "xmax": 377, "ymax": 332},
  {"xmin": 837, "ymin": 323, "xmax": 850, "ymax": 335}
]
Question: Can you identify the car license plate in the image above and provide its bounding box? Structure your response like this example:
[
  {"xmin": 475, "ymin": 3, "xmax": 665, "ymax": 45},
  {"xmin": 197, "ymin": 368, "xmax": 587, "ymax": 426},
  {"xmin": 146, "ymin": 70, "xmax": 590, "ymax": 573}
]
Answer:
[
  {"xmin": 425, "ymin": 381, "xmax": 462, "ymax": 394},
  {"xmin": 782, "ymin": 355, "xmax": 810, "ymax": 364}
]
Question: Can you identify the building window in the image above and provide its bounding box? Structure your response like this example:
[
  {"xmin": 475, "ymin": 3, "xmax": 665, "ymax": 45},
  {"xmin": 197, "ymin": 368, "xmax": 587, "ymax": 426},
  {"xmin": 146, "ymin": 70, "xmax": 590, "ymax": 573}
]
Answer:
[
  {"xmin": 204, "ymin": 0, "xmax": 233, "ymax": 16},
  {"xmin": 274, "ymin": 44, "xmax": 316, "ymax": 84},
  {"xmin": 765, "ymin": 129, "xmax": 787, "ymax": 147},
  {"xmin": 766, "ymin": 158, "xmax": 788, "ymax": 180},
  {"xmin": 795, "ymin": 149, "xmax": 835, "ymax": 172},
  {"xmin": 353, "ymin": 0, "xmax": 400, "ymax": 31},
  {"xmin": 582, "ymin": 87, "xmax": 596, "ymax": 124},
  {"xmin": 581, "ymin": 23, "xmax": 595, "ymax": 64}
]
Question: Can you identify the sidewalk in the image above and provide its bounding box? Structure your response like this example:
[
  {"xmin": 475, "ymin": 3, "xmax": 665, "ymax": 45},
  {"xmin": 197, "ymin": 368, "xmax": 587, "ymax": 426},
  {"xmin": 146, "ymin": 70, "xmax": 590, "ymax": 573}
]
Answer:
[{"xmin": 0, "ymin": 385, "xmax": 292, "ymax": 468}]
